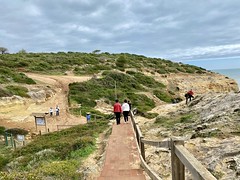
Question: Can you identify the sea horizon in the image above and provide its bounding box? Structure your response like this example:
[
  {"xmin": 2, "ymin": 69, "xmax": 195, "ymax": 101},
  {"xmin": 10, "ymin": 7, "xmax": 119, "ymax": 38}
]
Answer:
[{"xmin": 211, "ymin": 68, "xmax": 240, "ymax": 87}]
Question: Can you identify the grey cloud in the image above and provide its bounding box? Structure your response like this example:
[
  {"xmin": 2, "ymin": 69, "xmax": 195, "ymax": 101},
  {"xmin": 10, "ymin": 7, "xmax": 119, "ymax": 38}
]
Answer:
[{"xmin": 1, "ymin": 0, "xmax": 240, "ymax": 63}]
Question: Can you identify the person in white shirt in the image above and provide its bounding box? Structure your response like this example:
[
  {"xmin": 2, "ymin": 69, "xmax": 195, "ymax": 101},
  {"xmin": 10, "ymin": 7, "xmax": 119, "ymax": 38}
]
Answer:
[
  {"xmin": 56, "ymin": 105, "xmax": 60, "ymax": 116},
  {"xmin": 122, "ymin": 99, "xmax": 130, "ymax": 123},
  {"xmin": 49, "ymin": 107, "xmax": 53, "ymax": 116}
]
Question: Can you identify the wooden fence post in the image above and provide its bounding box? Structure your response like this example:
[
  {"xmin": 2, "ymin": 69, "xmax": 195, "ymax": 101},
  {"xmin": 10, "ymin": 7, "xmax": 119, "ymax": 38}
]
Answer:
[
  {"xmin": 171, "ymin": 138, "xmax": 185, "ymax": 180},
  {"xmin": 140, "ymin": 136, "xmax": 145, "ymax": 161}
]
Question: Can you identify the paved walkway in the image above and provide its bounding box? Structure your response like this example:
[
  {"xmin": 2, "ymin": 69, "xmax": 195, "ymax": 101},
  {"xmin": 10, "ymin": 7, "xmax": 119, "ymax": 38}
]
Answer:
[{"xmin": 98, "ymin": 120, "xmax": 146, "ymax": 180}]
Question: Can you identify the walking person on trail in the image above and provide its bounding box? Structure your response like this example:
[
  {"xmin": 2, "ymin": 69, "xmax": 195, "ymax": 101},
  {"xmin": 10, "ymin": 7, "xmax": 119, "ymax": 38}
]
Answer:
[
  {"xmin": 122, "ymin": 99, "xmax": 130, "ymax": 123},
  {"xmin": 86, "ymin": 112, "xmax": 91, "ymax": 123},
  {"xmin": 113, "ymin": 99, "xmax": 122, "ymax": 125},
  {"xmin": 185, "ymin": 89, "xmax": 194, "ymax": 104},
  {"xmin": 127, "ymin": 100, "xmax": 132, "ymax": 116},
  {"xmin": 55, "ymin": 105, "xmax": 60, "ymax": 116},
  {"xmin": 49, "ymin": 107, "xmax": 53, "ymax": 116}
]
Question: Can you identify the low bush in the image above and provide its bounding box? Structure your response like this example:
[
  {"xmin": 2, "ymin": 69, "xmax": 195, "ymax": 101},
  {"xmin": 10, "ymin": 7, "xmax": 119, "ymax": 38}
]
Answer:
[
  {"xmin": 0, "ymin": 88, "xmax": 11, "ymax": 97},
  {"xmin": 153, "ymin": 90, "xmax": 172, "ymax": 103},
  {"xmin": 6, "ymin": 85, "xmax": 30, "ymax": 97},
  {"xmin": 0, "ymin": 127, "xmax": 5, "ymax": 135},
  {"xmin": 5, "ymin": 128, "xmax": 29, "ymax": 137}
]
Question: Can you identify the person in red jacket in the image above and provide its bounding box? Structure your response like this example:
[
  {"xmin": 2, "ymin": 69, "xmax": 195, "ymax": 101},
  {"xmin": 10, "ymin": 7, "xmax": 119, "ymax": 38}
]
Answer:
[
  {"xmin": 185, "ymin": 89, "xmax": 194, "ymax": 104},
  {"xmin": 113, "ymin": 99, "xmax": 122, "ymax": 125}
]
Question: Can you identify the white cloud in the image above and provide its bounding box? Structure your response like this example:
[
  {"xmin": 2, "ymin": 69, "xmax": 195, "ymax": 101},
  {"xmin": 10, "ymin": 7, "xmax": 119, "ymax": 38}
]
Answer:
[
  {"xmin": 1, "ymin": 0, "xmax": 240, "ymax": 69},
  {"xmin": 165, "ymin": 44, "xmax": 240, "ymax": 60},
  {"xmin": 25, "ymin": 4, "xmax": 42, "ymax": 16}
]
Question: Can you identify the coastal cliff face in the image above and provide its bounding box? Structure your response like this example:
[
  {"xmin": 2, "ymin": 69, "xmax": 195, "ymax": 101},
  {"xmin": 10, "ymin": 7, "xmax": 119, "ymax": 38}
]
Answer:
[
  {"xmin": 138, "ymin": 92, "xmax": 240, "ymax": 179},
  {"xmin": 154, "ymin": 71, "xmax": 239, "ymax": 97}
]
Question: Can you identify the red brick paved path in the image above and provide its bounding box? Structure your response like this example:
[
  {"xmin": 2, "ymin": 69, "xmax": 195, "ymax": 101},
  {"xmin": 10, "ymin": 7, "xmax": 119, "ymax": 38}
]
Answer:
[{"xmin": 98, "ymin": 120, "xmax": 146, "ymax": 180}]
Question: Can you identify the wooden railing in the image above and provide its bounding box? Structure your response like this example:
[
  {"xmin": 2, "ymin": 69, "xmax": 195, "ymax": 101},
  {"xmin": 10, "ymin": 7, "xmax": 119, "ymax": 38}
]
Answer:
[{"xmin": 130, "ymin": 110, "xmax": 217, "ymax": 180}]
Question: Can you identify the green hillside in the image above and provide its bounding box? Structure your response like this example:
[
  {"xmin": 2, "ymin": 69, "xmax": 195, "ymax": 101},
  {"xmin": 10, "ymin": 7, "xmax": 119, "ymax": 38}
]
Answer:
[
  {"xmin": 0, "ymin": 52, "xmax": 205, "ymax": 75},
  {"xmin": 0, "ymin": 52, "xmax": 206, "ymax": 115},
  {"xmin": 0, "ymin": 51, "xmax": 207, "ymax": 179}
]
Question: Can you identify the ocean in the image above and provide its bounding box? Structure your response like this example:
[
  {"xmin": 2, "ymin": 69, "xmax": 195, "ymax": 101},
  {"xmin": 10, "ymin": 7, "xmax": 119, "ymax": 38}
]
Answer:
[{"xmin": 212, "ymin": 68, "xmax": 240, "ymax": 87}]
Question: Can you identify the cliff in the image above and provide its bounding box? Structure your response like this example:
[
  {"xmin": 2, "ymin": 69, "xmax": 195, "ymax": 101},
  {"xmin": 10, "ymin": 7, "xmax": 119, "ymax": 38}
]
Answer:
[
  {"xmin": 138, "ymin": 91, "xmax": 240, "ymax": 179},
  {"xmin": 154, "ymin": 71, "xmax": 239, "ymax": 96}
]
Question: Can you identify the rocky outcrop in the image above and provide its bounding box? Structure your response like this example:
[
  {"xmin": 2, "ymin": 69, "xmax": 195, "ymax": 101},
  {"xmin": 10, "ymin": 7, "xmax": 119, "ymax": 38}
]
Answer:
[
  {"xmin": 153, "ymin": 72, "xmax": 239, "ymax": 97},
  {"xmin": 140, "ymin": 92, "xmax": 240, "ymax": 179}
]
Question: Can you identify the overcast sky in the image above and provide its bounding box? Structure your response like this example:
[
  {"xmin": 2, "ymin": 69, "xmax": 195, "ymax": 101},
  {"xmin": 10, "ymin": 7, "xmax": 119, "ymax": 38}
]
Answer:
[{"xmin": 1, "ymin": 0, "xmax": 240, "ymax": 69}]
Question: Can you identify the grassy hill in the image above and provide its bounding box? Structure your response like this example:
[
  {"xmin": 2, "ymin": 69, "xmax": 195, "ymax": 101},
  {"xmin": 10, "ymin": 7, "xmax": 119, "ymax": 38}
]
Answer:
[
  {"xmin": 0, "ymin": 51, "xmax": 208, "ymax": 179},
  {"xmin": 0, "ymin": 52, "xmax": 207, "ymax": 116},
  {"xmin": 0, "ymin": 121, "xmax": 109, "ymax": 179}
]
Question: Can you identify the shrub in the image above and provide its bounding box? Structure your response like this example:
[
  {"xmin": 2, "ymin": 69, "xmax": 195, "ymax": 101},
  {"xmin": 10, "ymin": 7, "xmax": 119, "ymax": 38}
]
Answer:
[
  {"xmin": 153, "ymin": 90, "xmax": 172, "ymax": 103},
  {"xmin": 0, "ymin": 126, "xmax": 5, "ymax": 135},
  {"xmin": 6, "ymin": 85, "xmax": 30, "ymax": 97},
  {"xmin": 0, "ymin": 88, "xmax": 11, "ymax": 97},
  {"xmin": 0, "ymin": 155, "xmax": 8, "ymax": 170},
  {"xmin": 142, "ymin": 112, "xmax": 159, "ymax": 119},
  {"xmin": 5, "ymin": 128, "xmax": 29, "ymax": 137}
]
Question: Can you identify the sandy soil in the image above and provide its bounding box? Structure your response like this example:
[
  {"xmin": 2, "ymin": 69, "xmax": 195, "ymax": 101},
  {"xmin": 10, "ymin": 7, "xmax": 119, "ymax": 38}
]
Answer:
[{"xmin": 0, "ymin": 73, "xmax": 92, "ymax": 133}]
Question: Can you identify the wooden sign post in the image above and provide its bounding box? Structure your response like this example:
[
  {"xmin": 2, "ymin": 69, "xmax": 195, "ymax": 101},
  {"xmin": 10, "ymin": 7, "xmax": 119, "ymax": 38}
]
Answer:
[{"xmin": 32, "ymin": 113, "xmax": 47, "ymax": 133}]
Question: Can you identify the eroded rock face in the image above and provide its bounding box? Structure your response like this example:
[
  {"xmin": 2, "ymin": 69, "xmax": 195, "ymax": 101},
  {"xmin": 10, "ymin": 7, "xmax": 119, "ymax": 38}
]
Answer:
[
  {"xmin": 0, "ymin": 87, "xmax": 55, "ymax": 106},
  {"xmin": 140, "ymin": 92, "xmax": 240, "ymax": 179},
  {"xmin": 154, "ymin": 72, "xmax": 239, "ymax": 96}
]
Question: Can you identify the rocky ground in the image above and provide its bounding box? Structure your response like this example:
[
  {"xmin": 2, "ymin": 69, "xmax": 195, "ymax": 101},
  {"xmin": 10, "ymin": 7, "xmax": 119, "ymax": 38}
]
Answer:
[
  {"xmin": 0, "ymin": 71, "xmax": 239, "ymax": 179},
  {"xmin": 0, "ymin": 73, "xmax": 91, "ymax": 133},
  {"xmin": 136, "ymin": 92, "xmax": 240, "ymax": 180}
]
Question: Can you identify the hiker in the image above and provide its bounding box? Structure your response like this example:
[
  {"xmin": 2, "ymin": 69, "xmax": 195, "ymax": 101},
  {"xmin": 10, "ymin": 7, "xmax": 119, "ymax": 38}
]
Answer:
[
  {"xmin": 86, "ymin": 112, "xmax": 91, "ymax": 122},
  {"xmin": 185, "ymin": 89, "xmax": 194, "ymax": 104},
  {"xmin": 113, "ymin": 99, "xmax": 122, "ymax": 125},
  {"xmin": 122, "ymin": 99, "xmax": 130, "ymax": 123},
  {"xmin": 49, "ymin": 107, "xmax": 53, "ymax": 116},
  {"xmin": 128, "ymin": 100, "xmax": 132, "ymax": 110},
  {"xmin": 55, "ymin": 105, "xmax": 60, "ymax": 116},
  {"xmin": 128, "ymin": 100, "xmax": 132, "ymax": 116}
]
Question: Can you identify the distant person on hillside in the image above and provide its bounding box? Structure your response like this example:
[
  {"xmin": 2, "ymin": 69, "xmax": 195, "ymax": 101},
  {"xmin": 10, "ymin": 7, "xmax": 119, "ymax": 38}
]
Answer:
[
  {"xmin": 122, "ymin": 99, "xmax": 130, "ymax": 123},
  {"xmin": 86, "ymin": 112, "xmax": 91, "ymax": 122},
  {"xmin": 113, "ymin": 99, "xmax": 122, "ymax": 125},
  {"xmin": 49, "ymin": 107, "xmax": 53, "ymax": 116},
  {"xmin": 56, "ymin": 105, "xmax": 60, "ymax": 116},
  {"xmin": 185, "ymin": 89, "xmax": 194, "ymax": 104}
]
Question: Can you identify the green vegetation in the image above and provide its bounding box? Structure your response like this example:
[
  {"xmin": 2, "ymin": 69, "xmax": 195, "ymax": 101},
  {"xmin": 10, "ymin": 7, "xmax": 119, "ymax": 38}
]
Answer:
[
  {"xmin": 0, "ymin": 49, "xmax": 206, "ymax": 104},
  {"xmin": 5, "ymin": 128, "xmax": 29, "ymax": 137},
  {"xmin": 0, "ymin": 88, "xmax": 11, "ymax": 98},
  {"xmin": 0, "ymin": 127, "xmax": 5, "ymax": 135},
  {"xmin": 153, "ymin": 90, "xmax": 173, "ymax": 103},
  {"xmin": 5, "ymin": 85, "xmax": 29, "ymax": 97},
  {"xmin": 0, "ymin": 67, "xmax": 35, "ymax": 84},
  {"xmin": 126, "ymin": 71, "xmax": 165, "ymax": 88},
  {"xmin": 0, "ymin": 52, "xmax": 206, "ymax": 76},
  {"xmin": 69, "ymin": 71, "xmax": 157, "ymax": 115},
  {"xmin": 0, "ymin": 120, "xmax": 109, "ymax": 179},
  {"xmin": 0, "ymin": 51, "xmax": 209, "ymax": 178},
  {"xmin": 154, "ymin": 114, "xmax": 196, "ymax": 128}
]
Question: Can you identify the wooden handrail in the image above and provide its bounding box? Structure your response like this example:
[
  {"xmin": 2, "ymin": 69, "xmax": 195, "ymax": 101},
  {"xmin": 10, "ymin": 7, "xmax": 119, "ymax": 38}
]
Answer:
[
  {"xmin": 130, "ymin": 111, "xmax": 162, "ymax": 180},
  {"xmin": 141, "ymin": 139, "xmax": 170, "ymax": 149},
  {"xmin": 129, "ymin": 109, "xmax": 217, "ymax": 180},
  {"xmin": 174, "ymin": 144, "xmax": 216, "ymax": 180}
]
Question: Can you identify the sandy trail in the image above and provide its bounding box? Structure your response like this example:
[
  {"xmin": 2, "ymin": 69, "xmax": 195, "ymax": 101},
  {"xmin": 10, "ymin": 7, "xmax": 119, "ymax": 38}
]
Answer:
[{"xmin": 0, "ymin": 73, "xmax": 91, "ymax": 133}]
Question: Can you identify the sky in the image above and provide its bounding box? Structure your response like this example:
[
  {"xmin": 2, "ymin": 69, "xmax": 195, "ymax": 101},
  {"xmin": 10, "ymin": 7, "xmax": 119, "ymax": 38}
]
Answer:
[{"xmin": 1, "ymin": 0, "xmax": 240, "ymax": 70}]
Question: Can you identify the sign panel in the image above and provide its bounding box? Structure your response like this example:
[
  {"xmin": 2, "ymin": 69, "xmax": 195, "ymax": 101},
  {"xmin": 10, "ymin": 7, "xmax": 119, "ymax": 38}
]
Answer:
[
  {"xmin": 36, "ymin": 117, "xmax": 46, "ymax": 126},
  {"xmin": 17, "ymin": 135, "xmax": 25, "ymax": 142}
]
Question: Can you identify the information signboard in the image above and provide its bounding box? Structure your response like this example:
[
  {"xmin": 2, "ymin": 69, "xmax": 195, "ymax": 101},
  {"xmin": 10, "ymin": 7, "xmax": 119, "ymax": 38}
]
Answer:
[{"xmin": 36, "ymin": 117, "xmax": 46, "ymax": 126}]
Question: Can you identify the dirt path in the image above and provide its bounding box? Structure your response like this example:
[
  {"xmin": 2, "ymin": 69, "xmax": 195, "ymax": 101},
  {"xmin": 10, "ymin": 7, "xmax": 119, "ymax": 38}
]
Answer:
[{"xmin": 0, "ymin": 73, "xmax": 92, "ymax": 133}]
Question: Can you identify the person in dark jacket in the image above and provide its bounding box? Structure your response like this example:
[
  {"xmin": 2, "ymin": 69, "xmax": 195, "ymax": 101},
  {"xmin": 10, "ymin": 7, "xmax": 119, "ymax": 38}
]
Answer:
[
  {"xmin": 113, "ymin": 99, "xmax": 122, "ymax": 125},
  {"xmin": 185, "ymin": 89, "xmax": 194, "ymax": 104}
]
